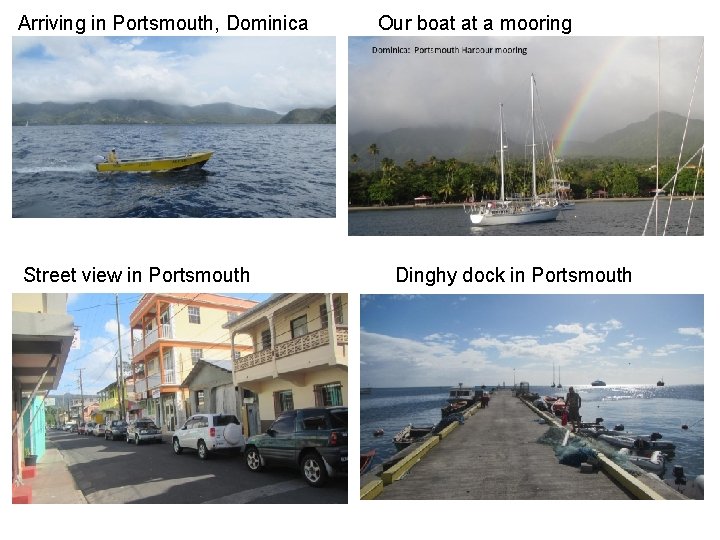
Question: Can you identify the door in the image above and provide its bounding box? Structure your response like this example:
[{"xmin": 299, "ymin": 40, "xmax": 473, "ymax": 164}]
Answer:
[
  {"xmin": 247, "ymin": 404, "xmax": 259, "ymax": 436},
  {"xmin": 164, "ymin": 399, "xmax": 176, "ymax": 432}
]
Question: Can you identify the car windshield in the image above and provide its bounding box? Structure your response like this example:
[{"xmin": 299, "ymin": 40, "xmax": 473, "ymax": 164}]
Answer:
[
  {"xmin": 213, "ymin": 415, "xmax": 240, "ymax": 426},
  {"xmin": 136, "ymin": 421, "xmax": 157, "ymax": 429}
]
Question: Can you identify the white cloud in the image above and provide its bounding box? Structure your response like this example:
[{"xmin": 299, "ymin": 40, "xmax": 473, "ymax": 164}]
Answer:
[
  {"xmin": 678, "ymin": 327, "xmax": 704, "ymax": 338},
  {"xmin": 13, "ymin": 37, "xmax": 335, "ymax": 112}
]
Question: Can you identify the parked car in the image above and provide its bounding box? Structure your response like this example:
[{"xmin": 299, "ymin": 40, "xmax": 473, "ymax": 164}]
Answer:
[
  {"xmin": 172, "ymin": 413, "xmax": 244, "ymax": 460},
  {"xmin": 85, "ymin": 422, "xmax": 97, "ymax": 435},
  {"xmin": 105, "ymin": 420, "xmax": 128, "ymax": 441},
  {"xmin": 126, "ymin": 419, "xmax": 163, "ymax": 445},
  {"xmin": 93, "ymin": 424, "xmax": 106, "ymax": 436},
  {"xmin": 78, "ymin": 422, "xmax": 87, "ymax": 435},
  {"xmin": 244, "ymin": 407, "xmax": 348, "ymax": 487},
  {"xmin": 62, "ymin": 423, "xmax": 75, "ymax": 431}
]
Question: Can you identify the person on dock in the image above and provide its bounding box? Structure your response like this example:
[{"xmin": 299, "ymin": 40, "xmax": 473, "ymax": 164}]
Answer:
[
  {"xmin": 565, "ymin": 386, "xmax": 581, "ymax": 432},
  {"xmin": 107, "ymin": 148, "xmax": 118, "ymax": 163}
]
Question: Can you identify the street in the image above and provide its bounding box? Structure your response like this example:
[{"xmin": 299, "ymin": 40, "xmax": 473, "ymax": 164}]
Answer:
[{"xmin": 47, "ymin": 430, "xmax": 347, "ymax": 503}]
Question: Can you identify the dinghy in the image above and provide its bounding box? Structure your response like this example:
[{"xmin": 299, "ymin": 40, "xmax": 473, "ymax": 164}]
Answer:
[{"xmin": 96, "ymin": 151, "xmax": 213, "ymax": 172}]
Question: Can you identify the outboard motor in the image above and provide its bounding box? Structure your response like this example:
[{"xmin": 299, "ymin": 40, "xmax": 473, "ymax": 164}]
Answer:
[
  {"xmin": 595, "ymin": 417, "xmax": 604, "ymax": 425},
  {"xmin": 614, "ymin": 424, "xmax": 624, "ymax": 431},
  {"xmin": 672, "ymin": 465, "xmax": 687, "ymax": 485},
  {"xmin": 650, "ymin": 432, "xmax": 663, "ymax": 441}
]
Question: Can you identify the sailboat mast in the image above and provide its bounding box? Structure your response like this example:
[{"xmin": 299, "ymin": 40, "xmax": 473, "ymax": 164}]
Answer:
[
  {"xmin": 531, "ymin": 74, "xmax": 537, "ymax": 200},
  {"xmin": 500, "ymin": 103, "xmax": 505, "ymax": 202}
]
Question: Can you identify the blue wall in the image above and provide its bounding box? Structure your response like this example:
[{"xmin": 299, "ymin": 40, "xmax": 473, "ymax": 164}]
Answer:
[{"xmin": 22, "ymin": 396, "xmax": 46, "ymax": 459}]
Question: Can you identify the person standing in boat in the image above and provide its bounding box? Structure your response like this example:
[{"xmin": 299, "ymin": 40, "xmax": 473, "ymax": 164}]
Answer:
[
  {"xmin": 565, "ymin": 386, "xmax": 581, "ymax": 432},
  {"xmin": 107, "ymin": 148, "xmax": 118, "ymax": 163}
]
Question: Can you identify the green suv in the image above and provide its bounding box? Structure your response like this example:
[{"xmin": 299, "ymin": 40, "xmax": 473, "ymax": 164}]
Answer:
[{"xmin": 245, "ymin": 407, "xmax": 348, "ymax": 487}]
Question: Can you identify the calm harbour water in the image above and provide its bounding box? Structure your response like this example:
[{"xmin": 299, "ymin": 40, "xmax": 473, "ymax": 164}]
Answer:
[
  {"xmin": 360, "ymin": 385, "xmax": 704, "ymax": 478},
  {"xmin": 13, "ymin": 124, "xmax": 335, "ymax": 218},
  {"xmin": 349, "ymin": 200, "xmax": 704, "ymax": 235}
]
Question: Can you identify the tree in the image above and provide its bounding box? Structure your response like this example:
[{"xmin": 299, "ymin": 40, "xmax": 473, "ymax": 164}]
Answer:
[
  {"xmin": 368, "ymin": 143, "xmax": 379, "ymax": 174},
  {"xmin": 350, "ymin": 153, "xmax": 359, "ymax": 170}
]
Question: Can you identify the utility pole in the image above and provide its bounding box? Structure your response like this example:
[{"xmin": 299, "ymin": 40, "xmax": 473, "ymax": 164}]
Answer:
[
  {"xmin": 115, "ymin": 294, "xmax": 126, "ymax": 420},
  {"xmin": 76, "ymin": 368, "xmax": 85, "ymax": 425}
]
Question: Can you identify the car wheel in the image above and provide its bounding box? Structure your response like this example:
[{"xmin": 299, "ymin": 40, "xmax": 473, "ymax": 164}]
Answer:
[
  {"xmin": 197, "ymin": 440, "xmax": 209, "ymax": 460},
  {"xmin": 301, "ymin": 452, "xmax": 328, "ymax": 487},
  {"xmin": 135, "ymin": 435, "xmax": 140, "ymax": 446},
  {"xmin": 126, "ymin": 435, "xmax": 132, "ymax": 444},
  {"xmin": 172, "ymin": 438, "xmax": 183, "ymax": 455},
  {"xmin": 245, "ymin": 445, "xmax": 263, "ymax": 472}
]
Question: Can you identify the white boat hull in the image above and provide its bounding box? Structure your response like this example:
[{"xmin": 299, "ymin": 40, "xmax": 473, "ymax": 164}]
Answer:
[
  {"xmin": 618, "ymin": 448, "xmax": 665, "ymax": 473},
  {"xmin": 471, "ymin": 205, "xmax": 560, "ymax": 225}
]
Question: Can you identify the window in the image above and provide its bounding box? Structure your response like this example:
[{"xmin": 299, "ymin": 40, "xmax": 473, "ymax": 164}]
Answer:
[
  {"xmin": 147, "ymin": 358, "xmax": 157, "ymax": 374},
  {"xmin": 314, "ymin": 382, "xmax": 343, "ymax": 407},
  {"xmin": 273, "ymin": 390, "xmax": 294, "ymax": 416},
  {"xmin": 320, "ymin": 304, "xmax": 329, "ymax": 329},
  {"xmin": 290, "ymin": 315, "xmax": 308, "ymax": 339},
  {"xmin": 270, "ymin": 413, "xmax": 296, "ymax": 434},
  {"xmin": 333, "ymin": 297, "xmax": 344, "ymax": 324},
  {"xmin": 188, "ymin": 306, "xmax": 201, "ymax": 324},
  {"xmin": 196, "ymin": 390, "xmax": 205, "ymax": 411},
  {"xmin": 321, "ymin": 298, "xmax": 344, "ymax": 328},
  {"xmin": 261, "ymin": 329, "xmax": 272, "ymax": 350},
  {"xmin": 191, "ymin": 349, "xmax": 203, "ymax": 365}
]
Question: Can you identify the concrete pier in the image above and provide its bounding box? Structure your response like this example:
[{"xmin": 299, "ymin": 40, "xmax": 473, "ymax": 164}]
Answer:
[{"xmin": 376, "ymin": 389, "xmax": 633, "ymax": 500}]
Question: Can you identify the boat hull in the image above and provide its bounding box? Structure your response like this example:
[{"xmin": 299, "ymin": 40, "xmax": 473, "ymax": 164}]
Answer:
[
  {"xmin": 471, "ymin": 205, "xmax": 560, "ymax": 225},
  {"xmin": 96, "ymin": 151, "xmax": 213, "ymax": 173}
]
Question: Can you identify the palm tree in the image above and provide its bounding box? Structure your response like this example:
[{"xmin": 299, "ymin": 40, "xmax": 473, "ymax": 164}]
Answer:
[
  {"xmin": 350, "ymin": 153, "xmax": 359, "ymax": 170},
  {"xmin": 368, "ymin": 144, "xmax": 379, "ymax": 174}
]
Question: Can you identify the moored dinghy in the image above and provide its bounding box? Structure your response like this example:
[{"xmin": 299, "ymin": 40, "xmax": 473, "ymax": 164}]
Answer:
[{"xmin": 96, "ymin": 151, "xmax": 213, "ymax": 172}]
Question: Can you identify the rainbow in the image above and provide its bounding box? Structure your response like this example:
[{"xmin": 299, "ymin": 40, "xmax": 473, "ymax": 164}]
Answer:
[{"xmin": 555, "ymin": 38, "xmax": 629, "ymax": 156}]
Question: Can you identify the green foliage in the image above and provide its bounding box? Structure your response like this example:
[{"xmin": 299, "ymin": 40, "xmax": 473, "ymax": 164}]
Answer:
[{"xmin": 348, "ymin": 151, "xmax": 704, "ymax": 206}]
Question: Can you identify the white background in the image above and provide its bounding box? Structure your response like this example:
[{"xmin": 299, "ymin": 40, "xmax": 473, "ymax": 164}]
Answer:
[{"xmin": 3, "ymin": 0, "xmax": 712, "ymax": 529}]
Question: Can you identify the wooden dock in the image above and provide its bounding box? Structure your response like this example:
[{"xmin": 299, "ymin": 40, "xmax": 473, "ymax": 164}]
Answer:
[{"xmin": 377, "ymin": 389, "xmax": 634, "ymax": 500}]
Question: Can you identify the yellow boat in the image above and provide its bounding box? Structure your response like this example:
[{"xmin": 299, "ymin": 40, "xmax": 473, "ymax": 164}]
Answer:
[{"xmin": 96, "ymin": 151, "xmax": 213, "ymax": 173}]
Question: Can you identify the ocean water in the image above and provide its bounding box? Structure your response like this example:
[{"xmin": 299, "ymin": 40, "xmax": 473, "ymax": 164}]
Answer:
[
  {"xmin": 348, "ymin": 200, "xmax": 704, "ymax": 235},
  {"xmin": 12, "ymin": 124, "xmax": 335, "ymax": 218},
  {"xmin": 360, "ymin": 385, "xmax": 704, "ymax": 478}
]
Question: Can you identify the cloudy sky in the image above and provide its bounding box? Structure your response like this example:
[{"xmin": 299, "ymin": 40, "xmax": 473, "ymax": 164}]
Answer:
[
  {"xmin": 13, "ymin": 37, "xmax": 335, "ymax": 113},
  {"xmin": 349, "ymin": 37, "xmax": 704, "ymax": 147},
  {"xmin": 56, "ymin": 293, "xmax": 271, "ymax": 396},
  {"xmin": 360, "ymin": 295, "xmax": 703, "ymax": 387}
]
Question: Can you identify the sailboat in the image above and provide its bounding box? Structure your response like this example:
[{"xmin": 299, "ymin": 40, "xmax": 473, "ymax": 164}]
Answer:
[
  {"xmin": 657, "ymin": 377, "xmax": 665, "ymax": 387},
  {"xmin": 557, "ymin": 365, "xmax": 563, "ymax": 389},
  {"xmin": 551, "ymin": 361, "xmax": 556, "ymax": 388},
  {"xmin": 466, "ymin": 74, "xmax": 560, "ymax": 225}
]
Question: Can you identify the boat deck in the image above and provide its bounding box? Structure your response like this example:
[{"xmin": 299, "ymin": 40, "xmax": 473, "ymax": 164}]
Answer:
[{"xmin": 376, "ymin": 390, "xmax": 634, "ymax": 500}]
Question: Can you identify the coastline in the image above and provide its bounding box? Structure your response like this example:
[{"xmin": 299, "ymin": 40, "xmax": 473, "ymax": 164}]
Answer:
[{"xmin": 348, "ymin": 196, "xmax": 704, "ymax": 212}]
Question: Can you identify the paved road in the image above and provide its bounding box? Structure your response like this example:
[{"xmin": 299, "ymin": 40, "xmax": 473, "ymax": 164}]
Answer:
[{"xmin": 48, "ymin": 430, "xmax": 347, "ymax": 503}]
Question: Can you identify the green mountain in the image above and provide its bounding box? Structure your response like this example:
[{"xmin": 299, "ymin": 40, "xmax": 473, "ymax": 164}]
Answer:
[
  {"xmin": 12, "ymin": 99, "xmax": 282, "ymax": 125},
  {"xmin": 562, "ymin": 111, "xmax": 704, "ymax": 159},
  {"xmin": 349, "ymin": 111, "xmax": 703, "ymax": 168},
  {"xmin": 278, "ymin": 105, "xmax": 336, "ymax": 124},
  {"xmin": 349, "ymin": 126, "xmax": 505, "ymax": 169}
]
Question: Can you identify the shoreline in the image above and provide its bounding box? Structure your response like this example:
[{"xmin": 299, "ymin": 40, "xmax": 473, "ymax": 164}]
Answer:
[{"xmin": 348, "ymin": 196, "xmax": 704, "ymax": 212}]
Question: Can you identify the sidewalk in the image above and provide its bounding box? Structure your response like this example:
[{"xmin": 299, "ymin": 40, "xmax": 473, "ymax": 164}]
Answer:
[{"xmin": 21, "ymin": 438, "xmax": 87, "ymax": 503}]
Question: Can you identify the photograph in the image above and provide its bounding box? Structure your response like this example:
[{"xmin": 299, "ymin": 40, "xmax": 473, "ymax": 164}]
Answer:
[
  {"xmin": 12, "ymin": 293, "xmax": 348, "ymax": 503},
  {"xmin": 12, "ymin": 37, "xmax": 336, "ymax": 218},
  {"xmin": 348, "ymin": 37, "xmax": 704, "ymax": 235},
  {"xmin": 360, "ymin": 295, "xmax": 703, "ymax": 500}
]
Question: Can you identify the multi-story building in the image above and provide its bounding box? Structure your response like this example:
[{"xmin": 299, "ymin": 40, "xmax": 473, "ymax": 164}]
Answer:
[
  {"xmin": 225, "ymin": 293, "xmax": 348, "ymax": 434},
  {"xmin": 129, "ymin": 294, "xmax": 256, "ymax": 433},
  {"xmin": 12, "ymin": 294, "xmax": 75, "ymax": 486}
]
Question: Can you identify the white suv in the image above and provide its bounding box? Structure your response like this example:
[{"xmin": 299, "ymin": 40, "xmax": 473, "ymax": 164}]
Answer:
[{"xmin": 172, "ymin": 413, "xmax": 245, "ymax": 460}]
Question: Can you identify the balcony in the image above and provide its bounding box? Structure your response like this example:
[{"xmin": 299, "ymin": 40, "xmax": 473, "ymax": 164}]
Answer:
[
  {"xmin": 98, "ymin": 397, "xmax": 119, "ymax": 411},
  {"xmin": 132, "ymin": 323, "xmax": 173, "ymax": 356},
  {"xmin": 234, "ymin": 326, "xmax": 347, "ymax": 372}
]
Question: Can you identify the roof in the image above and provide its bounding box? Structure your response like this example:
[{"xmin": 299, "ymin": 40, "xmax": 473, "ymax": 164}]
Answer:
[
  {"xmin": 222, "ymin": 293, "xmax": 292, "ymax": 329},
  {"xmin": 131, "ymin": 294, "xmax": 257, "ymax": 322},
  {"xmin": 180, "ymin": 358, "xmax": 233, "ymax": 388}
]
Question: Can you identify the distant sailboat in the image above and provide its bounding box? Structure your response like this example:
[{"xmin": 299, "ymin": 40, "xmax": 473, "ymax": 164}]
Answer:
[
  {"xmin": 657, "ymin": 377, "xmax": 665, "ymax": 387},
  {"xmin": 551, "ymin": 361, "xmax": 556, "ymax": 388},
  {"xmin": 557, "ymin": 366, "xmax": 563, "ymax": 389}
]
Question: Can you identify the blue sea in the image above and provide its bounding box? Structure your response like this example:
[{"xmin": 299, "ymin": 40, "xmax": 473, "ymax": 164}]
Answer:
[
  {"xmin": 12, "ymin": 124, "xmax": 336, "ymax": 217},
  {"xmin": 360, "ymin": 385, "xmax": 704, "ymax": 478}
]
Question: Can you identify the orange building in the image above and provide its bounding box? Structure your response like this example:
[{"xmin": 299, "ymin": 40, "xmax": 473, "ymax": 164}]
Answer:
[{"xmin": 129, "ymin": 294, "xmax": 256, "ymax": 433}]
